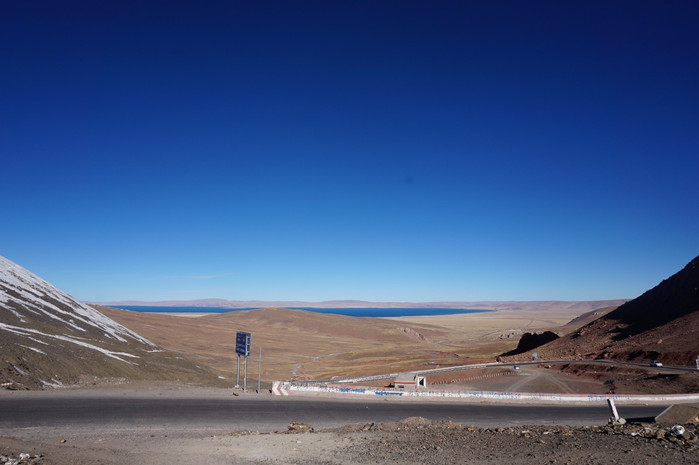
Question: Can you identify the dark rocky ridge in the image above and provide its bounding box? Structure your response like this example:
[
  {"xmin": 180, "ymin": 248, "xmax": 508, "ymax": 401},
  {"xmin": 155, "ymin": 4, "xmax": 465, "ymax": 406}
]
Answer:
[
  {"xmin": 506, "ymin": 255, "xmax": 699, "ymax": 369},
  {"xmin": 604, "ymin": 255, "xmax": 699, "ymax": 338},
  {"xmin": 502, "ymin": 331, "xmax": 560, "ymax": 356}
]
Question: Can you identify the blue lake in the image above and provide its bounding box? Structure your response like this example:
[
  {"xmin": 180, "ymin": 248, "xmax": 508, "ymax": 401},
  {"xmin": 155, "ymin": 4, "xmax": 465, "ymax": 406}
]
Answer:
[{"xmin": 110, "ymin": 306, "xmax": 494, "ymax": 318}]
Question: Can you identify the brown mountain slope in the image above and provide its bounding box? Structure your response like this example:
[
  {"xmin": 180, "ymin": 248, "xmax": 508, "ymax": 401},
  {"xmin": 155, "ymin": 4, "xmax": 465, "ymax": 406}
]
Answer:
[
  {"xmin": 559, "ymin": 306, "xmax": 617, "ymax": 335},
  {"xmin": 99, "ymin": 306, "xmax": 475, "ymax": 382},
  {"xmin": 0, "ymin": 255, "xmax": 226, "ymax": 390},
  {"xmin": 509, "ymin": 256, "xmax": 699, "ymax": 367},
  {"xmin": 605, "ymin": 255, "xmax": 699, "ymax": 337}
]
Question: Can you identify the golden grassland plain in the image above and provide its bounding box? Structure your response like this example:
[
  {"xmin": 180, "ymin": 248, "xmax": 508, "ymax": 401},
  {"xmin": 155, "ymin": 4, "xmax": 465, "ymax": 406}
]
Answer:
[{"xmin": 98, "ymin": 304, "xmax": 598, "ymax": 385}]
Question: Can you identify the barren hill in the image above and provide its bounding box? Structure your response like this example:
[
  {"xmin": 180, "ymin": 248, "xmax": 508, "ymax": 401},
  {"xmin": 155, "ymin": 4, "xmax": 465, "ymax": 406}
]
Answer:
[
  {"xmin": 560, "ymin": 306, "xmax": 617, "ymax": 334},
  {"xmin": 0, "ymin": 255, "xmax": 225, "ymax": 389},
  {"xmin": 512, "ymin": 256, "xmax": 699, "ymax": 367},
  {"xmin": 99, "ymin": 306, "xmax": 480, "ymax": 382},
  {"xmin": 100, "ymin": 300, "xmax": 630, "ymax": 383}
]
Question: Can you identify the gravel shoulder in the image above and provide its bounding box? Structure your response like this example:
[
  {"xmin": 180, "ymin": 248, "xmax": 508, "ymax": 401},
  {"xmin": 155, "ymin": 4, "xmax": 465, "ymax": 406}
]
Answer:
[{"xmin": 2, "ymin": 418, "xmax": 697, "ymax": 465}]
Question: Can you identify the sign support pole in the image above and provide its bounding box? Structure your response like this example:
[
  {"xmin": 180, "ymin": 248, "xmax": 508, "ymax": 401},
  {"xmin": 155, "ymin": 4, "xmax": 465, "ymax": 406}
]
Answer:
[
  {"xmin": 258, "ymin": 347, "xmax": 262, "ymax": 393},
  {"xmin": 243, "ymin": 354, "xmax": 248, "ymax": 391},
  {"xmin": 235, "ymin": 331, "xmax": 251, "ymax": 391},
  {"xmin": 236, "ymin": 354, "xmax": 240, "ymax": 388}
]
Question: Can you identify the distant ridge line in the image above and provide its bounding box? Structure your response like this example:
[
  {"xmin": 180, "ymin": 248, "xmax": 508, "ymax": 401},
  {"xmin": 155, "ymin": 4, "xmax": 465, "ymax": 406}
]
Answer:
[{"xmin": 96, "ymin": 299, "xmax": 628, "ymax": 311}]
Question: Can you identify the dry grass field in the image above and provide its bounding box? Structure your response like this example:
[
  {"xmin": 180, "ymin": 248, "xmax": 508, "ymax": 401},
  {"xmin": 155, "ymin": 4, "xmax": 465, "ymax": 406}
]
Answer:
[{"xmin": 98, "ymin": 304, "xmax": 599, "ymax": 385}]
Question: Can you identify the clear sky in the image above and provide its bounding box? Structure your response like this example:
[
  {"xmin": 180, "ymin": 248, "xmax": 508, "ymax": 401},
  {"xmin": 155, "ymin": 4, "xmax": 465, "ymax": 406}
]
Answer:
[{"xmin": 2, "ymin": 1, "xmax": 698, "ymax": 303}]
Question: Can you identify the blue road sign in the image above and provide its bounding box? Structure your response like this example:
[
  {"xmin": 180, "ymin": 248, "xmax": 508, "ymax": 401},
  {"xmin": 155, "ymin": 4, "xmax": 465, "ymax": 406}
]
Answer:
[{"xmin": 236, "ymin": 331, "xmax": 251, "ymax": 356}]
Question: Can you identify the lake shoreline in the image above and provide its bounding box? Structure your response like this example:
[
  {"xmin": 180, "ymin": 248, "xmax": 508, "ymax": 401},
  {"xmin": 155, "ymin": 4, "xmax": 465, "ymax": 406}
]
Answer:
[{"xmin": 107, "ymin": 305, "xmax": 496, "ymax": 318}]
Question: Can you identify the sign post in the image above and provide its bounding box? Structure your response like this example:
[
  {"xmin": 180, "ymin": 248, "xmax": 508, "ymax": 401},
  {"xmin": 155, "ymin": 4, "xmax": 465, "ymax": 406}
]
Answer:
[
  {"xmin": 236, "ymin": 354, "xmax": 240, "ymax": 388},
  {"xmin": 258, "ymin": 347, "xmax": 262, "ymax": 393},
  {"xmin": 235, "ymin": 331, "xmax": 251, "ymax": 391}
]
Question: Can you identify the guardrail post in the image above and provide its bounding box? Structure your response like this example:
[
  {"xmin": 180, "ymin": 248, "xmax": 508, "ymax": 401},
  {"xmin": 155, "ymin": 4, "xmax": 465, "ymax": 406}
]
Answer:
[{"xmin": 607, "ymin": 399, "xmax": 625, "ymax": 424}]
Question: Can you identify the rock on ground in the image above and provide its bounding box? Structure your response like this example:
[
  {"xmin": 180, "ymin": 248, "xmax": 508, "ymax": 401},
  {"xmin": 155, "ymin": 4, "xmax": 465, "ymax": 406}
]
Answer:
[{"xmin": 1, "ymin": 418, "xmax": 698, "ymax": 465}]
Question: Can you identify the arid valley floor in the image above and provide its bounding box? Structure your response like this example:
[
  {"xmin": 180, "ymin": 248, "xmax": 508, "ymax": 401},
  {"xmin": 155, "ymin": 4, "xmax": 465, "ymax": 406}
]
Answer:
[{"xmin": 97, "ymin": 302, "xmax": 620, "ymax": 387}]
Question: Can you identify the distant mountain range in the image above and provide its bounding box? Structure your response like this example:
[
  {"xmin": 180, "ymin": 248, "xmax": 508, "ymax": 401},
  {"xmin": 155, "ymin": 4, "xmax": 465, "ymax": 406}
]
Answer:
[{"xmin": 102, "ymin": 298, "xmax": 629, "ymax": 313}]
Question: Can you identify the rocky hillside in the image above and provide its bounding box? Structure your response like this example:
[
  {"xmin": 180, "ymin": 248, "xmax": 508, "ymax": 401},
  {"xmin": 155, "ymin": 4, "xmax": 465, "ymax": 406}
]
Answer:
[
  {"xmin": 0, "ymin": 255, "xmax": 226, "ymax": 389},
  {"xmin": 514, "ymin": 256, "xmax": 699, "ymax": 367},
  {"xmin": 604, "ymin": 256, "xmax": 699, "ymax": 336}
]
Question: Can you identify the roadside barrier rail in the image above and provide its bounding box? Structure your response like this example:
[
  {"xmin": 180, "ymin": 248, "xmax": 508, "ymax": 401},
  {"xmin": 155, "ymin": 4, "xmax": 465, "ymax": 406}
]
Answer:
[{"xmin": 271, "ymin": 380, "xmax": 699, "ymax": 404}]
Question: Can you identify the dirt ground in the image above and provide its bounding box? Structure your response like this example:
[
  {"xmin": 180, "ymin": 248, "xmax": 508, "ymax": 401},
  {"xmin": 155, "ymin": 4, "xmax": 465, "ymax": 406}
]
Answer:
[
  {"xmin": 425, "ymin": 364, "xmax": 611, "ymax": 394},
  {"xmin": 2, "ymin": 415, "xmax": 697, "ymax": 465},
  {"xmin": 422, "ymin": 363, "xmax": 699, "ymax": 396}
]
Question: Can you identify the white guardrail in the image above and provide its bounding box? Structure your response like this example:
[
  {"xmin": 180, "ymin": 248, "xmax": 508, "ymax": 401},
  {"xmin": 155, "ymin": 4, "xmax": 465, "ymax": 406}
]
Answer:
[{"xmin": 271, "ymin": 381, "xmax": 699, "ymax": 405}]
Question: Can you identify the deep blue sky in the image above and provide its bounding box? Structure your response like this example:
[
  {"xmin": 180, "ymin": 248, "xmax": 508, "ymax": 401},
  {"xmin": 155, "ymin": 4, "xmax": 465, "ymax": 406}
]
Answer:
[{"xmin": 2, "ymin": 1, "xmax": 698, "ymax": 303}]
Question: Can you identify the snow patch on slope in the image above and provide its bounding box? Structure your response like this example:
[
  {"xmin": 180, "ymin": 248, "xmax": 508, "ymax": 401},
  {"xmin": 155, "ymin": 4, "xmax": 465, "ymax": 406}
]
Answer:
[
  {"xmin": 0, "ymin": 321, "xmax": 141, "ymax": 364},
  {"xmin": 0, "ymin": 255, "xmax": 153, "ymax": 346}
]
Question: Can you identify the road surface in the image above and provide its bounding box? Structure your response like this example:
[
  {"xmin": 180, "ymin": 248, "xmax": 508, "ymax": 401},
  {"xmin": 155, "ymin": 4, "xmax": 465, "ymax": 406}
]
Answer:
[{"xmin": 0, "ymin": 389, "xmax": 664, "ymax": 432}]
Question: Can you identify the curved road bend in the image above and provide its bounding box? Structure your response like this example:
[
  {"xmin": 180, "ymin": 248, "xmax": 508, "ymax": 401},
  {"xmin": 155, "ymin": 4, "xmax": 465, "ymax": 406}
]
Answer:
[{"xmin": 0, "ymin": 395, "xmax": 665, "ymax": 432}]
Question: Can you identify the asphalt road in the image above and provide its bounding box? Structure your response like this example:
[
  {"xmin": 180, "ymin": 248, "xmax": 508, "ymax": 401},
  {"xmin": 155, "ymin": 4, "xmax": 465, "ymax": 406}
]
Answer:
[
  {"xmin": 0, "ymin": 394, "xmax": 665, "ymax": 432},
  {"xmin": 332, "ymin": 359, "xmax": 699, "ymax": 384}
]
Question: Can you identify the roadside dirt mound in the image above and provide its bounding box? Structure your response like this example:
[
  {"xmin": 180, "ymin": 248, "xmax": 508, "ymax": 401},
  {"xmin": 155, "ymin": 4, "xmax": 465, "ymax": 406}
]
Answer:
[{"xmin": 339, "ymin": 421, "xmax": 698, "ymax": 465}]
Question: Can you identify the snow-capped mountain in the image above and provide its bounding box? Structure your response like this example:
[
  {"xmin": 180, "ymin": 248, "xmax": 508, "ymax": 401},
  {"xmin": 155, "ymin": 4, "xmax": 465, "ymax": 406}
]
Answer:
[
  {"xmin": 0, "ymin": 255, "xmax": 223, "ymax": 389},
  {"xmin": 0, "ymin": 255, "xmax": 152, "ymax": 348}
]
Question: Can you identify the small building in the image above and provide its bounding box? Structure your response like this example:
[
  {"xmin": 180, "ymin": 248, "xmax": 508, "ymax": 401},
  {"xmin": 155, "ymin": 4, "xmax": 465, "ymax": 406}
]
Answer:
[{"xmin": 394, "ymin": 372, "xmax": 426, "ymax": 390}]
